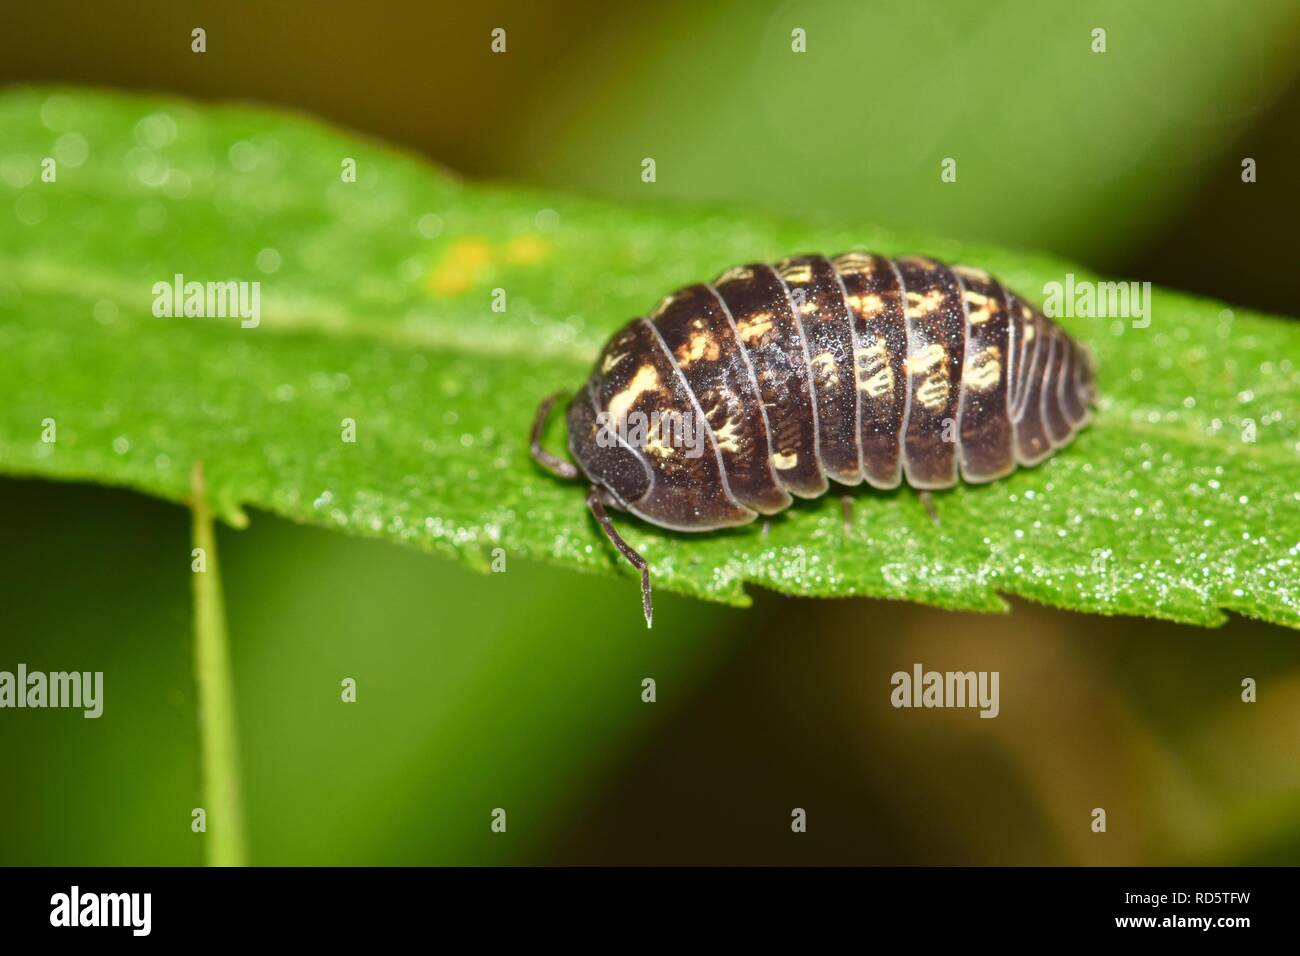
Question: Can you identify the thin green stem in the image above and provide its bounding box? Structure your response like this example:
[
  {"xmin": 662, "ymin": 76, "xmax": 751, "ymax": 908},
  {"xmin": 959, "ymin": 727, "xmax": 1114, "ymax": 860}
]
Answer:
[{"xmin": 190, "ymin": 461, "xmax": 248, "ymax": 867}]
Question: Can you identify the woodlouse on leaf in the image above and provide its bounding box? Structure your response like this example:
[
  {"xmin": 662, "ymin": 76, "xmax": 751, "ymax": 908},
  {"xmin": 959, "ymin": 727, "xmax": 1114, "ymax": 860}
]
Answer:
[{"xmin": 531, "ymin": 253, "xmax": 1098, "ymax": 627}]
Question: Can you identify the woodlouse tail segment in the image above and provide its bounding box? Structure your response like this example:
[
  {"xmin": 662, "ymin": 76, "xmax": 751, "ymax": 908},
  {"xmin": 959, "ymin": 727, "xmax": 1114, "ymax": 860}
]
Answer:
[
  {"xmin": 586, "ymin": 485, "xmax": 653, "ymax": 628},
  {"xmin": 530, "ymin": 391, "xmax": 581, "ymax": 481}
]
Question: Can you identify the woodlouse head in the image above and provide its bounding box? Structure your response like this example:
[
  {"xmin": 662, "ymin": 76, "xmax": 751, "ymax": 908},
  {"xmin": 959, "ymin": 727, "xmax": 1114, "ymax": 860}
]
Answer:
[{"xmin": 565, "ymin": 390, "xmax": 650, "ymax": 509}]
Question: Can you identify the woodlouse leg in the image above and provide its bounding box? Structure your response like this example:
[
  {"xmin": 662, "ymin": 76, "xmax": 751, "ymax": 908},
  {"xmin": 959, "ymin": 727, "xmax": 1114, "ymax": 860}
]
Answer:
[
  {"xmin": 587, "ymin": 485, "xmax": 653, "ymax": 629},
  {"xmin": 919, "ymin": 490, "xmax": 940, "ymax": 527},
  {"xmin": 841, "ymin": 495, "xmax": 854, "ymax": 535},
  {"xmin": 530, "ymin": 392, "xmax": 581, "ymax": 480},
  {"xmin": 760, "ymin": 518, "xmax": 771, "ymax": 540}
]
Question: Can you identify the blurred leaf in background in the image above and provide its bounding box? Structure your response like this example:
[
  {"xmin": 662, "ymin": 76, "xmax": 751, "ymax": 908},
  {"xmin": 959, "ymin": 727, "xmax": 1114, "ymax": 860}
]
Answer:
[{"xmin": 517, "ymin": 0, "xmax": 1300, "ymax": 289}]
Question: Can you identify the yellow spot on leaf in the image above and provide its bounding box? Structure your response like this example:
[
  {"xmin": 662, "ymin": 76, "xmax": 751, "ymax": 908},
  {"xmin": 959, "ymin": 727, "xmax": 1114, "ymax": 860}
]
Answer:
[
  {"xmin": 504, "ymin": 234, "xmax": 550, "ymax": 266},
  {"xmin": 427, "ymin": 237, "xmax": 493, "ymax": 295}
]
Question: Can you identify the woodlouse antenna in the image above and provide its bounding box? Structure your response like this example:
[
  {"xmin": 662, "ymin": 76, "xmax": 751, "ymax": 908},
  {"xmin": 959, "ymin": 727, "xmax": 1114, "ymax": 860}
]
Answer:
[
  {"xmin": 586, "ymin": 484, "xmax": 653, "ymax": 629},
  {"xmin": 918, "ymin": 489, "xmax": 941, "ymax": 526},
  {"xmin": 530, "ymin": 391, "xmax": 581, "ymax": 481}
]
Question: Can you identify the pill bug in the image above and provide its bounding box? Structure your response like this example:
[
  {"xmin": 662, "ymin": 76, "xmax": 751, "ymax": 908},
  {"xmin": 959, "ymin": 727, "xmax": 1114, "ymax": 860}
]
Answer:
[{"xmin": 531, "ymin": 252, "xmax": 1097, "ymax": 627}]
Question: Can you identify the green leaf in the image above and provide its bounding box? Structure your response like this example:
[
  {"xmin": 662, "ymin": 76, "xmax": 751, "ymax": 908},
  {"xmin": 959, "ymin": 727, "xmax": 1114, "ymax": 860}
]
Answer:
[{"xmin": 1, "ymin": 87, "xmax": 1297, "ymax": 630}]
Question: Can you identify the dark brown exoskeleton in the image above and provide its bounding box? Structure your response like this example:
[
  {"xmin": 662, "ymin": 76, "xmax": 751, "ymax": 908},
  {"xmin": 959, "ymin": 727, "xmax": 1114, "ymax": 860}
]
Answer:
[{"xmin": 531, "ymin": 253, "xmax": 1097, "ymax": 627}]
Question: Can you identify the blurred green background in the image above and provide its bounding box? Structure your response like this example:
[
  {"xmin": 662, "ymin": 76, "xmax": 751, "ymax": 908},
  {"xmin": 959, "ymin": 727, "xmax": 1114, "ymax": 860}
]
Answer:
[{"xmin": 1, "ymin": 0, "xmax": 1297, "ymax": 865}]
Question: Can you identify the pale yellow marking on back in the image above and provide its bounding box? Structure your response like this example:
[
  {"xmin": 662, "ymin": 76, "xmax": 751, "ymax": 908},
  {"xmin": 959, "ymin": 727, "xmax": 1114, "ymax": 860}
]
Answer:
[
  {"xmin": 601, "ymin": 350, "xmax": 627, "ymax": 374},
  {"xmin": 952, "ymin": 265, "xmax": 991, "ymax": 283},
  {"xmin": 607, "ymin": 364, "xmax": 660, "ymax": 423},
  {"xmin": 833, "ymin": 252, "xmax": 876, "ymax": 276},
  {"xmin": 677, "ymin": 331, "xmax": 720, "ymax": 367},
  {"xmin": 778, "ymin": 262, "xmax": 813, "ymax": 284},
  {"xmin": 651, "ymin": 295, "xmax": 677, "ymax": 319},
  {"xmin": 642, "ymin": 434, "xmax": 675, "ymax": 459},
  {"xmin": 963, "ymin": 346, "xmax": 1002, "ymax": 392},
  {"xmin": 771, "ymin": 450, "xmax": 799, "ymax": 470},
  {"xmin": 905, "ymin": 342, "xmax": 947, "ymax": 375},
  {"xmin": 846, "ymin": 291, "xmax": 885, "ymax": 315},
  {"xmin": 715, "ymin": 266, "xmax": 754, "ymax": 284},
  {"xmin": 810, "ymin": 350, "xmax": 840, "ymax": 386},
  {"xmin": 963, "ymin": 289, "xmax": 998, "ymax": 325},
  {"xmin": 855, "ymin": 339, "xmax": 894, "ymax": 397},
  {"xmin": 713, "ymin": 418, "xmax": 743, "ymax": 453},
  {"xmin": 737, "ymin": 311, "xmax": 774, "ymax": 342},
  {"xmin": 904, "ymin": 288, "xmax": 946, "ymax": 318},
  {"xmin": 917, "ymin": 374, "xmax": 950, "ymax": 410}
]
